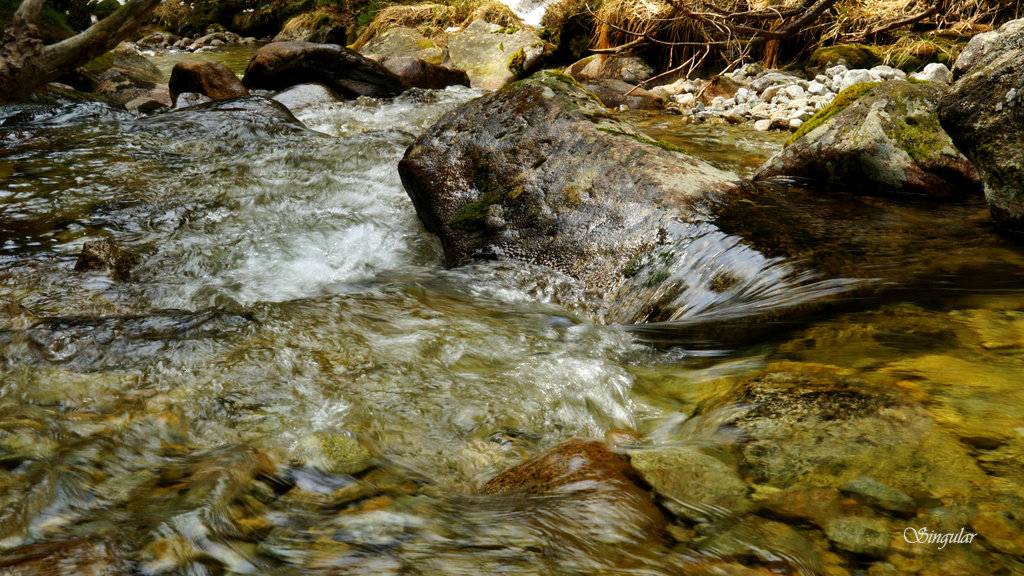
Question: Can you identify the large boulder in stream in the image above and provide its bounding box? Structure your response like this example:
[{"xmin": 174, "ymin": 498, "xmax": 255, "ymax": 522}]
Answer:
[
  {"xmin": 398, "ymin": 71, "xmax": 739, "ymax": 323},
  {"xmin": 755, "ymin": 79, "xmax": 981, "ymax": 197},
  {"xmin": 169, "ymin": 60, "xmax": 249, "ymax": 106},
  {"xmin": 243, "ymin": 42, "xmax": 410, "ymax": 98},
  {"xmin": 441, "ymin": 20, "xmax": 546, "ymax": 90},
  {"xmin": 378, "ymin": 56, "xmax": 470, "ymax": 90},
  {"xmin": 359, "ymin": 27, "xmax": 443, "ymax": 63},
  {"xmin": 939, "ymin": 18, "xmax": 1024, "ymax": 236}
]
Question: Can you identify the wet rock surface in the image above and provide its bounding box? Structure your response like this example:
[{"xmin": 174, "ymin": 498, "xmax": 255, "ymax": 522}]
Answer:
[
  {"xmin": 378, "ymin": 56, "xmax": 470, "ymax": 90},
  {"xmin": 74, "ymin": 240, "xmax": 141, "ymax": 281},
  {"xmin": 756, "ymin": 79, "xmax": 980, "ymax": 197},
  {"xmin": 399, "ymin": 70, "xmax": 738, "ymax": 323},
  {"xmin": 169, "ymin": 60, "xmax": 249, "ymax": 105},
  {"xmin": 630, "ymin": 446, "xmax": 752, "ymax": 521},
  {"xmin": 939, "ymin": 18, "xmax": 1024, "ymax": 235},
  {"xmin": 243, "ymin": 41, "xmax": 411, "ymax": 98}
]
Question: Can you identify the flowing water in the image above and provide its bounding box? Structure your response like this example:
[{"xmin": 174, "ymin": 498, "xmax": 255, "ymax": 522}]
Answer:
[{"xmin": 2, "ymin": 55, "xmax": 1024, "ymax": 575}]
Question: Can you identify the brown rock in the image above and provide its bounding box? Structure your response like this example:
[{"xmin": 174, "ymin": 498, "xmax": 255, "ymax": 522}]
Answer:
[
  {"xmin": 699, "ymin": 75, "xmax": 742, "ymax": 104},
  {"xmin": 378, "ymin": 56, "xmax": 470, "ymax": 90},
  {"xmin": 243, "ymin": 42, "xmax": 410, "ymax": 98},
  {"xmin": 74, "ymin": 240, "xmax": 141, "ymax": 281},
  {"xmin": 581, "ymin": 78, "xmax": 665, "ymax": 110},
  {"xmin": 169, "ymin": 60, "xmax": 249, "ymax": 106},
  {"xmin": 481, "ymin": 438, "xmax": 668, "ymax": 544},
  {"xmin": 482, "ymin": 438, "xmax": 643, "ymax": 494}
]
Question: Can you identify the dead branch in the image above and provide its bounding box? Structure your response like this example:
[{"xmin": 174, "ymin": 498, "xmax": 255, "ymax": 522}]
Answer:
[
  {"xmin": 1, "ymin": 0, "xmax": 164, "ymax": 103},
  {"xmin": 844, "ymin": 6, "xmax": 939, "ymax": 41}
]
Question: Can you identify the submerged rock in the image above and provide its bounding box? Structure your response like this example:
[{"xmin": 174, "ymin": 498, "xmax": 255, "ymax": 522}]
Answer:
[
  {"xmin": 398, "ymin": 71, "xmax": 738, "ymax": 323},
  {"xmin": 243, "ymin": 42, "xmax": 410, "ymax": 98},
  {"xmin": 939, "ymin": 18, "xmax": 1024, "ymax": 236},
  {"xmin": 441, "ymin": 20, "xmax": 545, "ymax": 90},
  {"xmin": 481, "ymin": 438, "xmax": 667, "ymax": 542},
  {"xmin": 169, "ymin": 60, "xmax": 249, "ymax": 106},
  {"xmin": 756, "ymin": 80, "xmax": 981, "ymax": 197},
  {"xmin": 630, "ymin": 446, "xmax": 752, "ymax": 521},
  {"xmin": 378, "ymin": 56, "xmax": 470, "ymax": 90},
  {"xmin": 74, "ymin": 240, "xmax": 141, "ymax": 281},
  {"xmin": 290, "ymin": 432, "xmax": 374, "ymax": 476},
  {"xmin": 699, "ymin": 363, "xmax": 984, "ymax": 501}
]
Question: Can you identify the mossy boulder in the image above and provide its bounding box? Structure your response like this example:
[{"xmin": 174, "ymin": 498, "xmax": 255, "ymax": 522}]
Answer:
[
  {"xmin": 243, "ymin": 41, "xmax": 410, "ymax": 98},
  {"xmin": 398, "ymin": 70, "xmax": 739, "ymax": 322},
  {"xmin": 940, "ymin": 18, "xmax": 1024, "ymax": 236},
  {"xmin": 272, "ymin": 12, "xmax": 348, "ymax": 44},
  {"xmin": 756, "ymin": 79, "xmax": 981, "ymax": 197},
  {"xmin": 358, "ymin": 27, "xmax": 443, "ymax": 64},
  {"xmin": 810, "ymin": 44, "xmax": 880, "ymax": 69},
  {"xmin": 441, "ymin": 19, "xmax": 546, "ymax": 90}
]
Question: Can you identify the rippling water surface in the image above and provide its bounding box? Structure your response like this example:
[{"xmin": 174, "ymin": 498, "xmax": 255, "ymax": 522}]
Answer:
[{"xmin": 2, "ymin": 61, "xmax": 1024, "ymax": 575}]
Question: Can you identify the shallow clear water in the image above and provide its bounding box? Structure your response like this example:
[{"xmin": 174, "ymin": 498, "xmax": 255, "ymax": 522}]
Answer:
[{"xmin": 2, "ymin": 72, "xmax": 1024, "ymax": 575}]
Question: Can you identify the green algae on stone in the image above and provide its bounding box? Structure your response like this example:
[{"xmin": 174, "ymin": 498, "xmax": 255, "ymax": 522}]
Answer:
[
  {"xmin": 810, "ymin": 44, "xmax": 880, "ymax": 69},
  {"xmin": 786, "ymin": 81, "xmax": 879, "ymax": 146}
]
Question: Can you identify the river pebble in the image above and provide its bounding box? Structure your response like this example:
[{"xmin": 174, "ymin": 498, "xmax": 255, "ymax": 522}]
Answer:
[{"xmin": 653, "ymin": 61, "xmax": 946, "ymax": 133}]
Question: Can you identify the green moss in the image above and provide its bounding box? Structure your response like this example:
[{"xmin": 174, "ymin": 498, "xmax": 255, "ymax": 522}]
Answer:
[
  {"xmin": 646, "ymin": 268, "xmax": 670, "ymax": 287},
  {"xmin": 888, "ymin": 119, "xmax": 946, "ymax": 163},
  {"xmin": 785, "ymin": 82, "xmax": 880, "ymax": 146},
  {"xmin": 492, "ymin": 26, "xmax": 519, "ymax": 34},
  {"xmin": 82, "ymin": 53, "xmax": 114, "ymax": 74},
  {"xmin": 810, "ymin": 44, "xmax": 880, "ymax": 69},
  {"xmin": 507, "ymin": 47, "xmax": 526, "ymax": 72},
  {"xmin": 448, "ymin": 192, "xmax": 501, "ymax": 231}
]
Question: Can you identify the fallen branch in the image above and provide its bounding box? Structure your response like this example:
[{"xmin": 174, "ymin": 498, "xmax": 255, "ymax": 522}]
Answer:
[
  {"xmin": 844, "ymin": 6, "xmax": 939, "ymax": 41},
  {"xmin": 1, "ymin": 0, "xmax": 164, "ymax": 103}
]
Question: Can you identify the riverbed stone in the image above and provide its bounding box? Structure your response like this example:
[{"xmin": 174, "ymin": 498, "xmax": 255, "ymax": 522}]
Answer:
[
  {"xmin": 359, "ymin": 27, "xmax": 443, "ymax": 63},
  {"xmin": 630, "ymin": 447, "xmax": 752, "ymax": 521},
  {"xmin": 823, "ymin": 516, "xmax": 891, "ymax": 558},
  {"xmin": 169, "ymin": 60, "xmax": 249, "ymax": 106},
  {"xmin": 839, "ymin": 477, "xmax": 916, "ymax": 516},
  {"xmin": 291, "ymin": 432, "xmax": 373, "ymax": 475},
  {"xmin": 441, "ymin": 19, "xmax": 545, "ymax": 90},
  {"xmin": 398, "ymin": 71, "xmax": 738, "ymax": 323},
  {"xmin": 378, "ymin": 56, "xmax": 470, "ymax": 90},
  {"xmin": 756, "ymin": 80, "xmax": 981, "ymax": 197},
  {"xmin": 243, "ymin": 42, "xmax": 410, "ymax": 98},
  {"xmin": 581, "ymin": 78, "xmax": 664, "ymax": 110},
  {"xmin": 910, "ymin": 63, "xmax": 952, "ymax": 85},
  {"xmin": 939, "ymin": 23, "xmax": 1024, "ymax": 236},
  {"xmin": 74, "ymin": 240, "xmax": 142, "ymax": 281},
  {"xmin": 481, "ymin": 438, "xmax": 668, "ymax": 541},
  {"xmin": 700, "ymin": 362, "xmax": 983, "ymax": 501}
]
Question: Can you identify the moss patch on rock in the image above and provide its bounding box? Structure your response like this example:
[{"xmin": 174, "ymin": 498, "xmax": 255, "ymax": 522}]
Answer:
[
  {"xmin": 810, "ymin": 44, "xmax": 880, "ymax": 68},
  {"xmin": 786, "ymin": 81, "xmax": 880, "ymax": 146}
]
